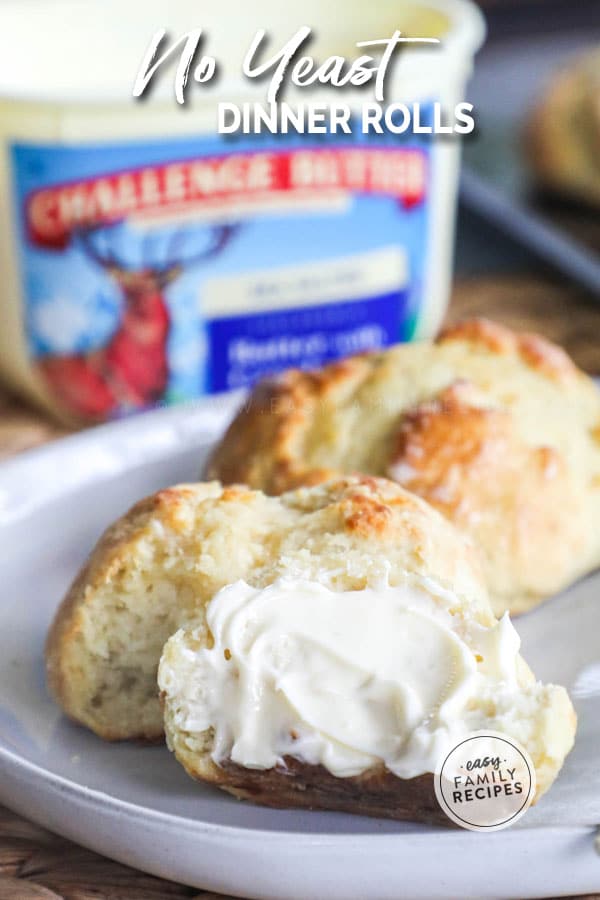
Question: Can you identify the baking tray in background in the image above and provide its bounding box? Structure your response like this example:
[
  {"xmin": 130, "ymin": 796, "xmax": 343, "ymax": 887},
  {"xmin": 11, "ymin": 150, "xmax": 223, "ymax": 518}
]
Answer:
[{"xmin": 462, "ymin": 6, "xmax": 600, "ymax": 297}]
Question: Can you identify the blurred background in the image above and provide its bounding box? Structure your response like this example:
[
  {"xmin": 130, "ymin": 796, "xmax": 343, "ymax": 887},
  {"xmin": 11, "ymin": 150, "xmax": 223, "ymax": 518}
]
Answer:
[
  {"xmin": 0, "ymin": 0, "xmax": 598, "ymax": 458},
  {"xmin": 0, "ymin": 2, "xmax": 599, "ymax": 896},
  {"xmin": 457, "ymin": 0, "xmax": 600, "ymax": 342}
]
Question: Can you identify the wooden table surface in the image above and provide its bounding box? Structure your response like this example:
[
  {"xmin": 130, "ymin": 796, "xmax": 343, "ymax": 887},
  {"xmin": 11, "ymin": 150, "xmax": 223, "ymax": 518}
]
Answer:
[{"xmin": 0, "ymin": 274, "xmax": 599, "ymax": 900}]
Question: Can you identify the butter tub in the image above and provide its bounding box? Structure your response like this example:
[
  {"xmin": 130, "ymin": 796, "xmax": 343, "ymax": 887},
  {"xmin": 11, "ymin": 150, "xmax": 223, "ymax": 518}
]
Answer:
[{"xmin": 0, "ymin": 0, "xmax": 484, "ymax": 423}]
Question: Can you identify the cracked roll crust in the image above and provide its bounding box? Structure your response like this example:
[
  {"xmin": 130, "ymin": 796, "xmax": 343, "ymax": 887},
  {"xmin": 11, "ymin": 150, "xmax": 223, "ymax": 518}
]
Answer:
[
  {"xmin": 207, "ymin": 318, "xmax": 600, "ymax": 615},
  {"xmin": 46, "ymin": 476, "xmax": 490, "ymax": 741}
]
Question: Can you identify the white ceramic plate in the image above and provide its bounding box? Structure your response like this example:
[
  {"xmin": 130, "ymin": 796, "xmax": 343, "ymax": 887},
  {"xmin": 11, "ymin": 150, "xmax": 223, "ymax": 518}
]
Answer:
[{"xmin": 0, "ymin": 395, "xmax": 599, "ymax": 900}]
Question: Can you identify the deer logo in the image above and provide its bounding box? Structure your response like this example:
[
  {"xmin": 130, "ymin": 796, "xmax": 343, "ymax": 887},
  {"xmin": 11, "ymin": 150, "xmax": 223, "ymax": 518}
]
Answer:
[{"xmin": 38, "ymin": 222, "xmax": 238, "ymax": 420}]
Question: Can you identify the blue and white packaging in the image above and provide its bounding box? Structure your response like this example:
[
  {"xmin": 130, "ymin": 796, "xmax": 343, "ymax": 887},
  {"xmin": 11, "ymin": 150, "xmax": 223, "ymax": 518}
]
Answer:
[{"xmin": 0, "ymin": 0, "xmax": 484, "ymax": 422}]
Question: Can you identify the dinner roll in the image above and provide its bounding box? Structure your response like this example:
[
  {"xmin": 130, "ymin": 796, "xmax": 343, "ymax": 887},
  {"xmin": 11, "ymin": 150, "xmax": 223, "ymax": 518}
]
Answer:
[
  {"xmin": 46, "ymin": 476, "xmax": 489, "ymax": 741},
  {"xmin": 526, "ymin": 47, "xmax": 600, "ymax": 207},
  {"xmin": 207, "ymin": 318, "xmax": 600, "ymax": 616},
  {"xmin": 159, "ymin": 479, "xmax": 575, "ymax": 822}
]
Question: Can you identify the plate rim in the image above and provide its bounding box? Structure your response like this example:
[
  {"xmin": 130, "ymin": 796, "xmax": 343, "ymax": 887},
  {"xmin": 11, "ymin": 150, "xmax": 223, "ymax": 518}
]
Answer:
[{"xmin": 0, "ymin": 391, "xmax": 242, "ymax": 524}]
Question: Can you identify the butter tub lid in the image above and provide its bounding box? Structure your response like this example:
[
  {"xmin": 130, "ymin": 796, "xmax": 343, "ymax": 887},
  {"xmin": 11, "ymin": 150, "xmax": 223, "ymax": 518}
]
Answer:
[{"xmin": 0, "ymin": 0, "xmax": 484, "ymax": 105}]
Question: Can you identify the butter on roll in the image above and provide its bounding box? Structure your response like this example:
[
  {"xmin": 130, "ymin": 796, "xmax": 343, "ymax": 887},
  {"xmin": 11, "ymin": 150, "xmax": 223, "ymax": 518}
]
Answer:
[{"xmin": 159, "ymin": 573, "xmax": 575, "ymax": 818}]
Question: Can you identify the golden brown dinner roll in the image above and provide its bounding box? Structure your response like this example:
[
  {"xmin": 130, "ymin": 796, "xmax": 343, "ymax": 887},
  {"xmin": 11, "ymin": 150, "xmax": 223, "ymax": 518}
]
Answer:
[
  {"xmin": 46, "ymin": 476, "xmax": 491, "ymax": 741},
  {"xmin": 526, "ymin": 47, "xmax": 600, "ymax": 206},
  {"xmin": 206, "ymin": 318, "xmax": 600, "ymax": 616},
  {"xmin": 158, "ymin": 478, "xmax": 576, "ymax": 821}
]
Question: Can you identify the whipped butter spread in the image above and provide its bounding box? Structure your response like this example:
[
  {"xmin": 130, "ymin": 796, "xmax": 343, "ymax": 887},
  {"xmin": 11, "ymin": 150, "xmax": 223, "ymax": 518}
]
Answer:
[{"xmin": 161, "ymin": 577, "xmax": 522, "ymax": 779}]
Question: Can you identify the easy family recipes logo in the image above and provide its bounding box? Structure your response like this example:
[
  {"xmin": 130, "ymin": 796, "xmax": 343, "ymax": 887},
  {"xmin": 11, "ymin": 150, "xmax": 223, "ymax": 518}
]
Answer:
[
  {"xmin": 132, "ymin": 27, "xmax": 476, "ymax": 136},
  {"xmin": 435, "ymin": 732, "xmax": 536, "ymax": 831}
]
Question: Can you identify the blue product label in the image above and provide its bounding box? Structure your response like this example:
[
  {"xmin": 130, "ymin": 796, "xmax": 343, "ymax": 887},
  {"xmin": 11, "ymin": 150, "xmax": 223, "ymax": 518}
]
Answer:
[
  {"xmin": 207, "ymin": 270, "xmax": 409, "ymax": 392},
  {"xmin": 10, "ymin": 115, "xmax": 433, "ymax": 420}
]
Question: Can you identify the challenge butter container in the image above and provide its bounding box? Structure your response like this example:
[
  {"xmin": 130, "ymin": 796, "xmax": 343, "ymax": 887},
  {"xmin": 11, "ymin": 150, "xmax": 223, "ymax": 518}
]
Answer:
[{"xmin": 0, "ymin": 0, "xmax": 484, "ymax": 423}]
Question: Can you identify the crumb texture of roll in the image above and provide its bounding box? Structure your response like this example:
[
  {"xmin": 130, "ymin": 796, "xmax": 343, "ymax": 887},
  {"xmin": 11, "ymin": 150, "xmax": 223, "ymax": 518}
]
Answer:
[
  {"xmin": 206, "ymin": 318, "xmax": 600, "ymax": 616},
  {"xmin": 46, "ymin": 475, "xmax": 492, "ymax": 741}
]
